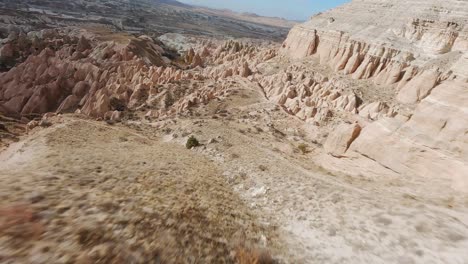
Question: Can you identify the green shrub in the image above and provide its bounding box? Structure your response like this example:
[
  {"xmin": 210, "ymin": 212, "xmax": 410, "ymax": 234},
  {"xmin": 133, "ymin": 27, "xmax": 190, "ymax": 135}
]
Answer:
[
  {"xmin": 186, "ymin": 136, "xmax": 200, "ymax": 149},
  {"xmin": 298, "ymin": 143, "xmax": 309, "ymax": 154}
]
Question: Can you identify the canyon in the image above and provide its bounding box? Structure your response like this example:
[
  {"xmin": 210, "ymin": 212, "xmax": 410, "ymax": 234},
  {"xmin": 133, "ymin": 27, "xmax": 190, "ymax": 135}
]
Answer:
[
  {"xmin": 280, "ymin": 0, "xmax": 468, "ymax": 191},
  {"xmin": 0, "ymin": 0, "xmax": 467, "ymax": 263}
]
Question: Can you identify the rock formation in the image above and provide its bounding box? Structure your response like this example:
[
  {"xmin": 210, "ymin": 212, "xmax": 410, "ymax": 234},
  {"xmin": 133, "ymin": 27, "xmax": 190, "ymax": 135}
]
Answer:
[
  {"xmin": 0, "ymin": 29, "xmax": 177, "ymax": 119},
  {"xmin": 0, "ymin": 29, "xmax": 280, "ymax": 122},
  {"xmin": 280, "ymin": 0, "xmax": 468, "ymax": 190},
  {"xmin": 324, "ymin": 122, "xmax": 361, "ymax": 157},
  {"xmin": 258, "ymin": 65, "xmax": 360, "ymax": 123}
]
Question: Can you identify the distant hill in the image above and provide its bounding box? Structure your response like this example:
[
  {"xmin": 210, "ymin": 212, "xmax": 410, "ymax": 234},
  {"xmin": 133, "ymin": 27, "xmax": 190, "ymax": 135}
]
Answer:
[
  {"xmin": 150, "ymin": 0, "xmax": 191, "ymax": 7},
  {"xmin": 0, "ymin": 0, "xmax": 296, "ymax": 40}
]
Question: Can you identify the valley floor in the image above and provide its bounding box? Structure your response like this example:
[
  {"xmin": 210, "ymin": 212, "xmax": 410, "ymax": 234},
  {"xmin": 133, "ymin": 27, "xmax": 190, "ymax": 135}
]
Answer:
[{"xmin": 1, "ymin": 77, "xmax": 468, "ymax": 263}]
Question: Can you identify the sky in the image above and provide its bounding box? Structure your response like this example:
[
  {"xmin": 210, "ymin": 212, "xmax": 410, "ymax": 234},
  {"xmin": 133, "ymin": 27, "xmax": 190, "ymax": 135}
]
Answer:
[{"xmin": 177, "ymin": 0, "xmax": 350, "ymax": 21}]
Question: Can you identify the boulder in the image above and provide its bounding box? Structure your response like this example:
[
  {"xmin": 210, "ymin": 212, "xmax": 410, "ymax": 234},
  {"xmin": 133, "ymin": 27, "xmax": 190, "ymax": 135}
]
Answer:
[
  {"xmin": 77, "ymin": 36, "xmax": 92, "ymax": 52},
  {"xmin": 191, "ymin": 53, "xmax": 203, "ymax": 68},
  {"xmin": 128, "ymin": 84, "xmax": 149, "ymax": 109},
  {"xmin": 396, "ymin": 70, "xmax": 440, "ymax": 104},
  {"xmin": 241, "ymin": 62, "xmax": 252, "ymax": 78},
  {"xmin": 324, "ymin": 122, "xmax": 362, "ymax": 156},
  {"xmin": 57, "ymin": 95, "xmax": 80, "ymax": 113}
]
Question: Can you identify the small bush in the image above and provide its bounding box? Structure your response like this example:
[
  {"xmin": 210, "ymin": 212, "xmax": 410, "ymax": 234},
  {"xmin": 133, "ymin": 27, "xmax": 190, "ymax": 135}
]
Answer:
[
  {"xmin": 109, "ymin": 97, "xmax": 126, "ymax": 111},
  {"xmin": 186, "ymin": 136, "xmax": 200, "ymax": 149},
  {"xmin": 258, "ymin": 165, "xmax": 267, "ymax": 172},
  {"xmin": 298, "ymin": 143, "xmax": 309, "ymax": 154}
]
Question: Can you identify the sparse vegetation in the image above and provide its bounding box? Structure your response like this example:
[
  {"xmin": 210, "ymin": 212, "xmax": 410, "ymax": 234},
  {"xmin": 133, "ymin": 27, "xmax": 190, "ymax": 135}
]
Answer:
[
  {"xmin": 298, "ymin": 143, "xmax": 309, "ymax": 154},
  {"xmin": 109, "ymin": 97, "xmax": 126, "ymax": 111},
  {"xmin": 0, "ymin": 205, "xmax": 43, "ymax": 240},
  {"xmin": 163, "ymin": 92, "xmax": 175, "ymax": 109},
  {"xmin": 239, "ymin": 172, "xmax": 248, "ymax": 180},
  {"xmin": 186, "ymin": 136, "xmax": 200, "ymax": 149},
  {"xmin": 235, "ymin": 247, "xmax": 274, "ymax": 264}
]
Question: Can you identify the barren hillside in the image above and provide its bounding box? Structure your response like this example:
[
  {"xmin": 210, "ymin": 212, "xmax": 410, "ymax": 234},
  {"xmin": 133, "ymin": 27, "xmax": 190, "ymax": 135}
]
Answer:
[{"xmin": 0, "ymin": 0, "xmax": 295, "ymax": 41}]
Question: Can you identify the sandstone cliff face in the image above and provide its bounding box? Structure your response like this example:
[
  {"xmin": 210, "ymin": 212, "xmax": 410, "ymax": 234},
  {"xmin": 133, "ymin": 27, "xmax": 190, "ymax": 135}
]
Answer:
[
  {"xmin": 351, "ymin": 80, "xmax": 468, "ymax": 189},
  {"xmin": 280, "ymin": 0, "xmax": 468, "ymax": 190},
  {"xmin": 282, "ymin": 0, "xmax": 468, "ymax": 84}
]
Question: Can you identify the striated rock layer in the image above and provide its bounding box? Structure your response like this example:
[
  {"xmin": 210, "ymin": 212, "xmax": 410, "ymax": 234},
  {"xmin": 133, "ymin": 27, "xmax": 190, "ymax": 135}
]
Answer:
[{"xmin": 281, "ymin": 0, "xmax": 468, "ymax": 190}]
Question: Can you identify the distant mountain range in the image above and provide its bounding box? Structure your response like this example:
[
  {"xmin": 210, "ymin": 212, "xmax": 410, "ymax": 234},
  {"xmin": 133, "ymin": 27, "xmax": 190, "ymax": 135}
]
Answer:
[{"xmin": 0, "ymin": 0, "xmax": 296, "ymax": 40}]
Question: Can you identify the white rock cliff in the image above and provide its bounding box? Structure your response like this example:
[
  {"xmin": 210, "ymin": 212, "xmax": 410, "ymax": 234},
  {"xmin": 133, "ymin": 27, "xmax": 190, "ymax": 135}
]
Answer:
[{"xmin": 281, "ymin": 0, "xmax": 468, "ymax": 191}]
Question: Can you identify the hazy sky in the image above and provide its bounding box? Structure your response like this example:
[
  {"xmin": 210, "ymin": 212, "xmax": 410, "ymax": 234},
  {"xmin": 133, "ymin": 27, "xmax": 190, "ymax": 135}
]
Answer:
[{"xmin": 178, "ymin": 0, "xmax": 350, "ymax": 20}]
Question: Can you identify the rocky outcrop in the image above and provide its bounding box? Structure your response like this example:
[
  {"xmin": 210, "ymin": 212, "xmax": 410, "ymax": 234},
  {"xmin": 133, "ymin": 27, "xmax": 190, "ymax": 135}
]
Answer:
[
  {"xmin": 0, "ymin": 30, "xmax": 283, "ymax": 122},
  {"xmin": 324, "ymin": 122, "xmax": 361, "ymax": 157},
  {"xmin": 191, "ymin": 54, "xmax": 203, "ymax": 68},
  {"xmin": 396, "ymin": 69, "xmax": 440, "ymax": 104},
  {"xmin": 281, "ymin": 0, "xmax": 467, "ymax": 93},
  {"xmin": 0, "ymin": 29, "xmax": 177, "ymax": 119},
  {"xmin": 240, "ymin": 62, "xmax": 252, "ymax": 78},
  {"xmin": 258, "ymin": 65, "xmax": 361, "ymax": 124},
  {"xmin": 358, "ymin": 101, "xmax": 390, "ymax": 120},
  {"xmin": 350, "ymin": 80, "xmax": 468, "ymax": 190}
]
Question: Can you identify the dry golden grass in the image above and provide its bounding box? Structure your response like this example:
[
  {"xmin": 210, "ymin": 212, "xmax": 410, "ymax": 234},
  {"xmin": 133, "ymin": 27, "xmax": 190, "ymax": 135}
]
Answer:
[
  {"xmin": 235, "ymin": 247, "xmax": 275, "ymax": 264},
  {"xmin": 0, "ymin": 204, "xmax": 43, "ymax": 239}
]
